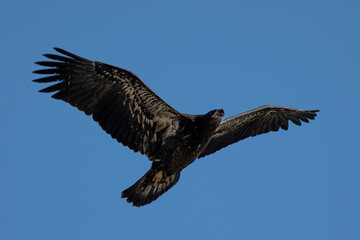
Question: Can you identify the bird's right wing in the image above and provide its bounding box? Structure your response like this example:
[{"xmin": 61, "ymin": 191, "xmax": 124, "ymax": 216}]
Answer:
[
  {"xmin": 198, "ymin": 105, "xmax": 319, "ymax": 158},
  {"xmin": 33, "ymin": 48, "xmax": 184, "ymax": 159}
]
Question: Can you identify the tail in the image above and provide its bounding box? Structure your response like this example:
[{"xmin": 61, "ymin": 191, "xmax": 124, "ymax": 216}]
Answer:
[{"xmin": 121, "ymin": 168, "xmax": 181, "ymax": 207}]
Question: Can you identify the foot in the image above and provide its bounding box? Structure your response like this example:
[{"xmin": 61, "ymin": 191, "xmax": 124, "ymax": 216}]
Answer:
[{"xmin": 152, "ymin": 171, "xmax": 163, "ymax": 187}]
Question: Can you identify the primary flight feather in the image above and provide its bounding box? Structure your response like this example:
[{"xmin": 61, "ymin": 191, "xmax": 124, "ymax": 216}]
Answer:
[{"xmin": 34, "ymin": 48, "xmax": 319, "ymax": 207}]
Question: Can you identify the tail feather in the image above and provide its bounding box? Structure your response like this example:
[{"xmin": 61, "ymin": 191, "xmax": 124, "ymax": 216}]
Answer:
[{"xmin": 121, "ymin": 169, "xmax": 181, "ymax": 207}]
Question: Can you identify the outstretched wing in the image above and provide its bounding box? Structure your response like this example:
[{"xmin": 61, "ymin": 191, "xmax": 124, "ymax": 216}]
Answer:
[
  {"xmin": 198, "ymin": 105, "xmax": 319, "ymax": 158},
  {"xmin": 33, "ymin": 48, "xmax": 183, "ymax": 159}
]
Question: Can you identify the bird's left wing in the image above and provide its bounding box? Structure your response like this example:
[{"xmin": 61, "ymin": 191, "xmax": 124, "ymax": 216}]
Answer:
[
  {"xmin": 198, "ymin": 105, "xmax": 319, "ymax": 158},
  {"xmin": 33, "ymin": 48, "xmax": 183, "ymax": 159}
]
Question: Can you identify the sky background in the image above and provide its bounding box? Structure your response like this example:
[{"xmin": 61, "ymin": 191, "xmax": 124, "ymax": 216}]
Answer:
[{"xmin": 1, "ymin": 1, "xmax": 359, "ymax": 239}]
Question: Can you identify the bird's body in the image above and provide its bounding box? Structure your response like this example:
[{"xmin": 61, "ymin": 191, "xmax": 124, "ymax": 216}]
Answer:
[
  {"xmin": 153, "ymin": 112, "xmax": 222, "ymax": 174},
  {"xmin": 121, "ymin": 112, "xmax": 223, "ymax": 206},
  {"xmin": 34, "ymin": 48, "xmax": 319, "ymax": 206}
]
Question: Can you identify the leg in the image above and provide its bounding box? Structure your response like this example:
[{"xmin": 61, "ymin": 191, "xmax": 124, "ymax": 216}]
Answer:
[{"xmin": 152, "ymin": 170, "xmax": 164, "ymax": 187}]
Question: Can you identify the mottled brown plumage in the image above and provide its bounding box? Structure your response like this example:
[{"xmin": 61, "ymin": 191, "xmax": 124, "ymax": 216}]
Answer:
[
  {"xmin": 34, "ymin": 48, "xmax": 319, "ymax": 207},
  {"xmin": 199, "ymin": 105, "xmax": 319, "ymax": 158}
]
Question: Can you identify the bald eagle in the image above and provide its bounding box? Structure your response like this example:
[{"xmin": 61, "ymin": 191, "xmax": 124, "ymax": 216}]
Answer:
[{"xmin": 33, "ymin": 48, "xmax": 319, "ymax": 207}]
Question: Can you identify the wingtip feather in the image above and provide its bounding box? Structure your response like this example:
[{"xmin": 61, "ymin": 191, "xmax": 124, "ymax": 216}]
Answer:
[{"xmin": 53, "ymin": 47, "xmax": 83, "ymax": 60}]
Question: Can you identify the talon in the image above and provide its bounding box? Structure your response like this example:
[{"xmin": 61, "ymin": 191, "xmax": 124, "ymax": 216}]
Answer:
[{"xmin": 152, "ymin": 170, "xmax": 163, "ymax": 187}]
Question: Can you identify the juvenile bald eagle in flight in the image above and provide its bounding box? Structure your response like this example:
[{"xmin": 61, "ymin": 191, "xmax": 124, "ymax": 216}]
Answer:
[{"xmin": 34, "ymin": 48, "xmax": 319, "ymax": 207}]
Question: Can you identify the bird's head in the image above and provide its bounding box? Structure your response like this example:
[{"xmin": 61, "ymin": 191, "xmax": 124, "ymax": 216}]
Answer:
[{"xmin": 206, "ymin": 109, "xmax": 225, "ymax": 120}]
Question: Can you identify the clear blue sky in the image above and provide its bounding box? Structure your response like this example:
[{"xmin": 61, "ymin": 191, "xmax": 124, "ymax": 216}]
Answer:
[{"xmin": 1, "ymin": 1, "xmax": 359, "ymax": 239}]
